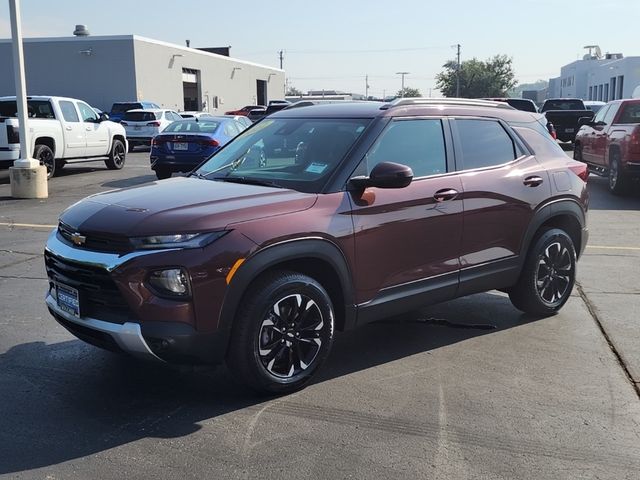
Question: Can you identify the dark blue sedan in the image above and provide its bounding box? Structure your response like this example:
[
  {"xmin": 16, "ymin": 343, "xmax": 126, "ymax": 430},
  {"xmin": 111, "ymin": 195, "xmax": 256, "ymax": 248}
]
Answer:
[{"xmin": 150, "ymin": 117, "xmax": 248, "ymax": 179}]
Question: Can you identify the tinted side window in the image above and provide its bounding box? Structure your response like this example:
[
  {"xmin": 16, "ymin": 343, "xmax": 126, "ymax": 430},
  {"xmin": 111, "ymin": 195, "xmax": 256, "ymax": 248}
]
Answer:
[
  {"xmin": 603, "ymin": 103, "xmax": 620, "ymax": 125},
  {"xmin": 59, "ymin": 101, "xmax": 79, "ymax": 122},
  {"xmin": 77, "ymin": 102, "xmax": 98, "ymax": 122},
  {"xmin": 223, "ymin": 121, "xmax": 240, "ymax": 137},
  {"xmin": 617, "ymin": 103, "xmax": 640, "ymax": 124},
  {"xmin": 364, "ymin": 119, "xmax": 447, "ymax": 177},
  {"xmin": 164, "ymin": 111, "xmax": 173, "ymax": 120},
  {"xmin": 456, "ymin": 119, "xmax": 516, "ymax": 170},
  {"xmin": 593, "ymin": 105, "xmax": 610, "ymax": 123}
]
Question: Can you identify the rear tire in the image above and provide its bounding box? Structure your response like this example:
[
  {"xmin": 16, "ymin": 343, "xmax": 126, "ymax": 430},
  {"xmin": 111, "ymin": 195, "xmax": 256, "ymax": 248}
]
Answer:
[
  {"xmin": 509, "ymin": 228, "xmax": 576, "ymax": 316},
  {"xmin": 608, "ymin": 151, "xmax": 629, "ymax": 195},
  {"xmin": 33, "ymin": 144, "xmax": 55, "ymax": 179},
  {"xmin": 226, "ymin": 271, "xmax": 335, "ymax": 395},
  {"xmin": 155, "ymin": 168, "xmax": 171, "ymax": 180},
  {"xmin": 105, "ymin": 139, "xmax": 126, "ymax": 170}
]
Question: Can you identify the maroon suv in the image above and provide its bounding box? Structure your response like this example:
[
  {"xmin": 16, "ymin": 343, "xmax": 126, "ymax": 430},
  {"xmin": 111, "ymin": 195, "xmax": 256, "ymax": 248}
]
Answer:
[{"xmin": 45, "ymin": 99, "xmax": 589, "ymax": 394}]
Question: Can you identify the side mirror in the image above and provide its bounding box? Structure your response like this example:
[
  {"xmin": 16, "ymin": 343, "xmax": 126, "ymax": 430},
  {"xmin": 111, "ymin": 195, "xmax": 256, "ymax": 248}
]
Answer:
[
  {"xmin": 349, "ymin": 161, "xmax": 414, "ymax": 190},
  {"xmin": 578, "ymin": 116, "xmax": 594, "ymax": 127},
  {"xmin": 99, "ymin": 112, "xmax": 110, "ymax": 122}
]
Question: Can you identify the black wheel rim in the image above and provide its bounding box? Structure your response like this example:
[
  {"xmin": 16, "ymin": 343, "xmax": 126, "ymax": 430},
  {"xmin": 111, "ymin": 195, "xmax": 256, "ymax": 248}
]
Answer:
[
  {"xmin": 113, "ymin": 143, "xmax": 125, "ymax": 167},
  {"xmin": 258, "ymin": 293, "xmax": 324, "ymax": 378},
  {"xmin": 38, "ymin": 149, "xmax": 54, "ymax": 176},
  {"xmin": 609, "ymin": 158, "xmax": 618, "ymax": 190},
  {"xmin": 535, "ymin": 242, "xmax": 573, "ymax": 306}
]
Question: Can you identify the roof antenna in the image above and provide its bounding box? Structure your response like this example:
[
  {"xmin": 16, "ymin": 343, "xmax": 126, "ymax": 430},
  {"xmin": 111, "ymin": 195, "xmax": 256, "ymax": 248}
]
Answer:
[{"xmin": 186, "ymin": 39, "xmax": 190, "ymax": 48}]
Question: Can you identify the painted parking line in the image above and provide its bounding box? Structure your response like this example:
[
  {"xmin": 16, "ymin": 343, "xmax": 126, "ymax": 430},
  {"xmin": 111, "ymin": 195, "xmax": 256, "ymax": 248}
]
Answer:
[
  {"xmin": 586, "ymin": 245, "xmax": 640, "ymax": 251},
  {"xmin": 0, "ymin": 222, "xmax": 56, "ymax": 229}
]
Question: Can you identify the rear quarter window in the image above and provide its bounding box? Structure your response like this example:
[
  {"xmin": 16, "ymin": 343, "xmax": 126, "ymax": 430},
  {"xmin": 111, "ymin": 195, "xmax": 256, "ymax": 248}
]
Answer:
[
  {"xmin": 123, "ymin": 111, "xmax": 160, "ymax": 122},
  {"xmin": 616, "ymin": 103, "xmax": 640, "ymax": 124},
  {"xmin": 455, "ymin": 119, "xmax": 517, "ymax": 170}
]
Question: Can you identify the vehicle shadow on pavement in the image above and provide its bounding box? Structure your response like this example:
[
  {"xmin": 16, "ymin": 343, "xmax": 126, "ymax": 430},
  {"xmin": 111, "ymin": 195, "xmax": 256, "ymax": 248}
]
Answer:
[
  {"xmin": 587, "ymin": 175, "xmax": 640, "ymax": 209},
  {"xmin": 102, "ymin": 174, "xmax": 158, "ymax": 188},
  {"xmin": 0, "ymin": 292, "xmax": 537, "ymax": 474}
]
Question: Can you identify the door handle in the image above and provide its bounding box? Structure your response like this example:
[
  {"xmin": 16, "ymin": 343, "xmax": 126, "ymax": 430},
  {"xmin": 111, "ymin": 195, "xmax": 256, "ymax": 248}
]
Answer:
[
  {"xmin": 65, "ymin": 126, "xmax": 72, "ymax": 131},
  {"xmin": 523, "ymin": 175, "xmax": 544, "ymax": 187},
  {"xmin": 85, "ymin": 127, "xmax": 92, "ymax": 131},
  {"xmin": 433, "ymin": 188, "xmax": 459, "ymax": 202}
]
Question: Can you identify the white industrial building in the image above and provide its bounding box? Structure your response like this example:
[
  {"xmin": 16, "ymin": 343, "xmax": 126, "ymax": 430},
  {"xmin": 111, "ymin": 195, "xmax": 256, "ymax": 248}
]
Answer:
[
  {"xmin": 0, "ymin": 28, "xmax": 285, "ymax": 114},
  {"xmin": 548, "ymin": 46, "xmax": 640, "ymax": 101}
]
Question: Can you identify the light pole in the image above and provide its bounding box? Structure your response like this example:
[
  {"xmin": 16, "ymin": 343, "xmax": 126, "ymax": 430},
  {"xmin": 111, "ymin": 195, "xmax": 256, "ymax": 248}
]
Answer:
[
  {"xmin": 396, "ymin": 72, "xmax": 410, "ymax": 98},
  {"xmin": 8, "ymin": 0, "xmax": 48, "ymax": 198}
]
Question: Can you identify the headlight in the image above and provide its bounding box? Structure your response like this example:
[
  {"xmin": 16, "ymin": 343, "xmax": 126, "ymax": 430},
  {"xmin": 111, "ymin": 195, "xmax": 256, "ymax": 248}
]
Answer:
[
  {"xmin": 148, "ymin": 268, "xmax": 190, "ymax": 296},
  {"xmin": 129, "ymin": 231, "xmax": 228, "ymax": 250}
]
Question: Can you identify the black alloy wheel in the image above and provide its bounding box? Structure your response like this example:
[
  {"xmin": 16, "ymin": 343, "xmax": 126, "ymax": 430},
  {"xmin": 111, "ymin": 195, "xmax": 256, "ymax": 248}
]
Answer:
[
  {"xmin": 258, "ymin": 293, "xmax": 324, "ymax": 378},
  {"xmin": 227, "ymin": 271, "xmax": 334, "ymax": 394},
  {"xmin": 33, "ymin": 144, "xmax": 55, "ymax": 179},
  {"xmin": 105, "ymin": 139, "xmax": 126, "ymax": 170},
  {"xmin": 534, "ymin": 241, "xmax": 573, "ymax": 307},
  {"xmin": 608, "ymin": 151, "xmax": 629, "ymax": 195},
  {"xmin": 509, "ymin": 228, "xmax": 576, "ymax": 316}
]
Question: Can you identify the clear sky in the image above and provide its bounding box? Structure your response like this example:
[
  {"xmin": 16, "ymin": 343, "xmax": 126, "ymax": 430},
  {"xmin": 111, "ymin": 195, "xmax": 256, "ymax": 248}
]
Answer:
[{"xmin": 1, "ymin": 0, "xmax": 638, "ymax": 97}]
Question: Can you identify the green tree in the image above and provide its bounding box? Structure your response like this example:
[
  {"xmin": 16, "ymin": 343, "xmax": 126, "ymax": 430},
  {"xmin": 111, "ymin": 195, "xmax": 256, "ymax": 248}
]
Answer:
[
  {"xmin": 436, "ymin": 54, "xmax": 517, "ymax": 98},
  {"xmin": 396, "ymin": 87, "xmax": 422, "ymax": 98},
  {"xmin": 286, "ymin": 85, "xmax": 303, "ymax": 96}
]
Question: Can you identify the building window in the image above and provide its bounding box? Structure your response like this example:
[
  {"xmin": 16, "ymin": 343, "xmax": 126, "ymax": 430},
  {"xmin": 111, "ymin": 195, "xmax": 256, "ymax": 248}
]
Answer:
[
  {"xmin": 604, "ymin": 84, "xmax": 609, "ymax": 102},
  {"xmin": 618, "ymin": 75, "xmax": 624, "ymax": 98},
  {"xmin": 611, "ymin": 77, "xmax": 617, "ymax": 100},
  {"xmin": 598, "ymin": 84, "xmax": 604, "ymax": 101},
  {"xmin": 588, "ymin": 86, "xmax": 593, "ymax": 100}
]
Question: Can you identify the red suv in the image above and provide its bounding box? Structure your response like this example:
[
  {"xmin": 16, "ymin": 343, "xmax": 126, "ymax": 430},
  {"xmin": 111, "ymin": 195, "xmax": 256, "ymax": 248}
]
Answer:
[
  {"xmin": 45, "ymin": 99, "xmax": 589, "ymax": 394},
  {"xmin": 574, "ymin": 98, "xmax": 640, "ymax": 194}
]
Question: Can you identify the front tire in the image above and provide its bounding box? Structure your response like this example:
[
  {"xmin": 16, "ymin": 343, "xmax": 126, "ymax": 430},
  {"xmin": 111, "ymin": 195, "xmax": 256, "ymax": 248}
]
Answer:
[
  {"xmin": 227, "ymin": 271, "xmax": 335, "ymax": 395},
  {"xmin": 33, "ymin": 144, "xmax": 55, "ymax": 179},
  {"xmin": 105, "ymin": 139, "xmax": 126, "ymax": 170},
  {"xmin": 509, "ymin": 228, "xmax": 576, "ymax": 316},
  {"xmin": 608, "ymin": 151, "xmax": 629, "ymax": 195}
]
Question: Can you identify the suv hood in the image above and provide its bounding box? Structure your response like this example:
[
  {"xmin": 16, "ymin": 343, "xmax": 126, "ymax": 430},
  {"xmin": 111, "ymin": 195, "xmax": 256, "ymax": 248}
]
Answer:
[{"xmin": 60, "ymin": 177, "xmax": 317, "ymax": 236}]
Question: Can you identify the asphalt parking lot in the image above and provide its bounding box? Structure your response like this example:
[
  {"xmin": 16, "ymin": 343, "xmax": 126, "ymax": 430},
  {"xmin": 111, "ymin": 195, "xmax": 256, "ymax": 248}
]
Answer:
[{"xmin": 1, "ymin": 150, "xmax": 640, "ymax": 479}]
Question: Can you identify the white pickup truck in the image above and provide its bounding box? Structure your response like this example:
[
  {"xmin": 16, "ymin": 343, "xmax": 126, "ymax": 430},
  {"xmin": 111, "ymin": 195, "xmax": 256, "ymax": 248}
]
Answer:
[{"xmin": 0, "ymin": 95, "xmax": 127, "ymax": 178}]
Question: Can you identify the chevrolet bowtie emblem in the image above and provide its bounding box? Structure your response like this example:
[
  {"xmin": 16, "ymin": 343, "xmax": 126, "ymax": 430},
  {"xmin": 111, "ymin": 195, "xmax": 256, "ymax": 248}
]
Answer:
[{"xmin": 71, "ymin": 233, "xmax": 86, "ymax": 246}]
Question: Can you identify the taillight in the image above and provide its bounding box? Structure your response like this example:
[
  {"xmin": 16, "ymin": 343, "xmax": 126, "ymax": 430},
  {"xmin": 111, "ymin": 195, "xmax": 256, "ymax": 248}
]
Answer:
[
  {"xmin": 547, "ymin": 122, "xmax": 557, "ymax": 140},
  {"xmin": 120, "ymin": 121, "xmax": 128, "ymax": 126},
  {"xmin": 200, "ymin": 139, "xmax": 220, "ymax": 147},
  {"xmin": 152, "ymin": 137, "xmax": 167, "ymax": 146},
  {"xmin": 630, "ymin": 128, "xmax": 640, "ymax": 154},
  {"xmin": 6, "ymin": 124, "xmax": 19, "ymax": 144},
  {"xmin": 568, "ymin": 161, "xmax": 589, "ymax": 182},
  {"xmin": 147, "ymin": 121, "xmax": 161, "ymax": 127}
]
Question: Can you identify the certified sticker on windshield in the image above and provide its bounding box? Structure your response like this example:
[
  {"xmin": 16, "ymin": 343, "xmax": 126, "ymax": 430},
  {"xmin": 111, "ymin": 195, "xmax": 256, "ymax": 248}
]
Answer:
[{"xmin": 305, "ymin": 163, "xmax": 328, "ymax": 174}]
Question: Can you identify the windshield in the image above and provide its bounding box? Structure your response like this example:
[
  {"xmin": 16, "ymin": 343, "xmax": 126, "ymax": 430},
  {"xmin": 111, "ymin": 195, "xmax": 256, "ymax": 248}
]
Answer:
[
  {"xmin": 543, "ymin": 100, "xmax": 584, "ymax": 111},
  {"xmin": 164, "ymin": 120, "xmax": 220, "ymax": 133},
  {"xmin": 111, "ymin": 103, "xmax": 141, "ymax": 113},
  {"xmin": 195, "ymin": 117, "xmax": 370, "ymax": 193},
  {"xmin": 123, "ymin": 111, "xmax": 160, "ymax": 122}
]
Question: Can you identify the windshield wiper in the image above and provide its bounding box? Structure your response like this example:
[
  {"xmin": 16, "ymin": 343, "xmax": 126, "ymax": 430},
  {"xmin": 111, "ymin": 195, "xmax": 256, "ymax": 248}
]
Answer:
[{"xmin": 211, "ymin": 177, "xmax": 284, "ymax": 188}]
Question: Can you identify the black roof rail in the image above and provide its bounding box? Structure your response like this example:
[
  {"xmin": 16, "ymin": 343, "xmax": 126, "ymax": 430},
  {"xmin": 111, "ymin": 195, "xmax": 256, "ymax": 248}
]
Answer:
[{"xmin": 380, "ymin": 97, "xmax": 514, "ymax": 110}]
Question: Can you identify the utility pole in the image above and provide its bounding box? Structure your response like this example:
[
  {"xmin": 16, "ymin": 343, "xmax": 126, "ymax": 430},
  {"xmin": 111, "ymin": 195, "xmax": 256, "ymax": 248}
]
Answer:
[
  {"xmin": 455, "ymin": 43, "xmax": 461, "ymax": 97},
  {"xmin": 8, "ymin": 0, "xmax": 47, "ymax": 198},
  {"xmin": 396, "ymin": 71, "xmax": 410, "ymax": 98},
  {"xmin": 278, "ymin": 50, "xmax": 284, "ymax": 70},
  {"xmin": 365, "ymin": 74, "xmax": 370, "ymax": 100}
]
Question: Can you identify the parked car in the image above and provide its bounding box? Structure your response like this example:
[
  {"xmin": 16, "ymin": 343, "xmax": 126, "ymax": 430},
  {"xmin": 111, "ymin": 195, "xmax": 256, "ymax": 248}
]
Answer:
[
  {"xmin": 121, "ymin": 109, "xmax": 182, "ymax": 151},
  {"xmin": 44, "ymin": 98, "xmax": 588, "ymax": 394},
  {"xmin": 482, "ymin": 97, "xmax": 538, "ymax": 112},
  {"xmin": 574, "ymin": 98, "xmax": 640, "ymax": 194},
  {"xmin": 150, "ymin": 117, "xmax": 248, "ymax": 179},
  {"xmin": 540, "ymin": 98, "xmax": 594, "ymax": 143},
  {"xmin": 584, "ymin": 101, "xmax": 607, "ymax": 114},
  {"xmin": 219, "ymin": 114, "xmax": 252, "ymax": 129},
  {"xmin": 247, "ymin": 103, "xmax": 290, "ymax": 122},
  {"xmin": 179, "ymin": 111, "xmax": 216, "ymax": 119},
  {"xmin": 0, "ymin": 95, "xmax": 127, "ymax": 178},
  {"xmin": 109, "ymin": 101, "xmax": 160, "ymax": 123},
  {"xmin": 225, "ymin": 105, "xmax": 264, "ymax": 116}
]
